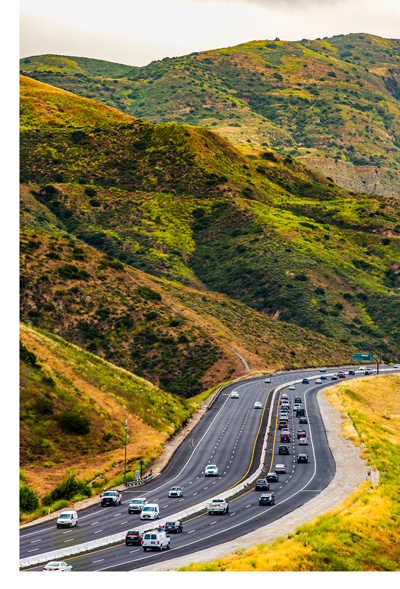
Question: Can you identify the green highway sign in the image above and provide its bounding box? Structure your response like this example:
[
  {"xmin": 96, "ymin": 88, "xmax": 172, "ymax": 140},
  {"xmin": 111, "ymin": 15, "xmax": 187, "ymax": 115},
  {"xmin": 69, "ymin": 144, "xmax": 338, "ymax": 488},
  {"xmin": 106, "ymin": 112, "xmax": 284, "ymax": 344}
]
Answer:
[{"xmin": 352, "ymin": 353, "xmax": 374, "ymax": 361}]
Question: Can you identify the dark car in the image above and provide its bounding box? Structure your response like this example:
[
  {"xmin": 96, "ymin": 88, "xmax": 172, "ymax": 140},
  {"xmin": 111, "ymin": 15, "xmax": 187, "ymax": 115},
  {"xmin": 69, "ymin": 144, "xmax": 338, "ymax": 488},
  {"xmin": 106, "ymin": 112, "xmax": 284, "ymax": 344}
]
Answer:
[
  {"xmin": 125, "ymin": 530, "xmax": 143, "ymax": 546},
  {"xmin": 299, "ymin": 417, "xmax": 308, "ymax": 424},
  {"xmin": 266, "ymin": 472, "xmax": 279, "ymax": 483},
  {"xmin": 163, "ymin": 520, "xmax": 183, "ymax": 533},
  {"xmin": 278, "ymin": 445, "xmax": 290, "ymax": 455},
  {"xmin": 294, "ymin": 397, "xmax": 302, "ymax": 404},
  {"xmin": 280, "ymin": 433, "xmax": 290, "ymax": 442},
  {"xmin": 349, "ymin": 370, "xmax": 355, "ymax": 375},
  {"xmin": 297, "ymin": 454, "xmax": 308, "ymax": 463},
  {"xmin": 278, "ymin": 420, "xmax": 289, "ymax": 430},
  {"xmin": 259, "ymin": 492, "xmax": 275, "ymax": 506},
  {"xmin": 296, "ymin": 408, "xmax": 305, "ymax": 417},
  {"xmin": 331, "ymin": 375, "xmax": 338, "ymax": 380},
  {"xmin": 302, "ymin": 378, "xmax": 309, "ymax": 384},
  {"xmin": 255, "ymin": 478, "xmax": 270, "ymax": 491},
  {"xmin": 320, "ymin": 375, "xmax": 327, "ymax": 380}
]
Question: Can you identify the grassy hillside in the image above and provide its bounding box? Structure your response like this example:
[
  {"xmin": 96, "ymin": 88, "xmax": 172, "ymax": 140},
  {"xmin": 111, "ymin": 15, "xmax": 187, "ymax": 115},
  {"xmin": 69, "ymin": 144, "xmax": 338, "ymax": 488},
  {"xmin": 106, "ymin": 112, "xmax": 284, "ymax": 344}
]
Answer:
[
  {"xmin": 19, "ymin": 77, "xmax": 400, "ymax": 358},
  {"xmin": 179, "ymin": 373, "xmax": 400, "ymax": 571},
  {"xmin": 20, "ymin": 323, "xmax": 192, "ymax": 498},
  {"xmin": 19, "ymin": 34, "xmax": 400, "ymax": 195}
]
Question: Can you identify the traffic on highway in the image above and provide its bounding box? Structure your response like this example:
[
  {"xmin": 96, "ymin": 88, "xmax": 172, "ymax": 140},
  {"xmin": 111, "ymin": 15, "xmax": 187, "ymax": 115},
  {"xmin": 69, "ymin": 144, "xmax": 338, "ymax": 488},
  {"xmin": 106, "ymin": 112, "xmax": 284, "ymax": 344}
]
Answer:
[{"xmin": 20, "ymin": 365, "xmax": 399, "ymax": 572}]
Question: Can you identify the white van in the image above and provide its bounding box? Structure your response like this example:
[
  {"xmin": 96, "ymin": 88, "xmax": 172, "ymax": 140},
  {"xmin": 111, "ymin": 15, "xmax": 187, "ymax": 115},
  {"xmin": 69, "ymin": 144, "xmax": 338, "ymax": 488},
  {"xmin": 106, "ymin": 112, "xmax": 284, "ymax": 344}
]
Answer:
[
  {"xmin": 56, "ymin": 511, "xmax": 78, "ymax": 528},
  {"xmin": 140, "ymin": 503, "xmax": 160, "ymax": 520},
  {"xmin": 142, "ymin": 530, "xmax": 170, "ymax": 551}
]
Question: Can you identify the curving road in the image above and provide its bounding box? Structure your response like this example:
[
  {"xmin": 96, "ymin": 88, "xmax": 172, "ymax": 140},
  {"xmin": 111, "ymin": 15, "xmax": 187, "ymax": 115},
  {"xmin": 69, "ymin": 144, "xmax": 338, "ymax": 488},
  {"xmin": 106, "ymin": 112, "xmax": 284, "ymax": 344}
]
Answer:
[{"xmin": 21, "ymin": 366, "xmax": 398, "ymax": 571}]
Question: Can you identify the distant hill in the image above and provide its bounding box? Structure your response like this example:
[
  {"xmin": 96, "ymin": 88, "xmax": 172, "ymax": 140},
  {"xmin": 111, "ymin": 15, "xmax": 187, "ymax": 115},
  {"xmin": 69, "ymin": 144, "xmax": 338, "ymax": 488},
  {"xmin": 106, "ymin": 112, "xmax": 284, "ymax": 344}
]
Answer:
[
  {"xmin": 20, "ymin": 34, "xmax": 400, "ymax": 196},
  {"xmin": 20, "ymin": 77, "xmax": 400, "ymax": 362}
]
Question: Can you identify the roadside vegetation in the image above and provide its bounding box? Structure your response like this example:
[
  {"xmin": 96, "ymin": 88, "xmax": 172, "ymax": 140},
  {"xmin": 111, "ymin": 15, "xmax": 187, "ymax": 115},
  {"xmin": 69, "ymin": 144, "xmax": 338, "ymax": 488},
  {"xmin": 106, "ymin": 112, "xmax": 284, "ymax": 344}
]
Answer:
[{"xmin": 179, "ymin": 374, "xmax": 400, "ymax": 571}]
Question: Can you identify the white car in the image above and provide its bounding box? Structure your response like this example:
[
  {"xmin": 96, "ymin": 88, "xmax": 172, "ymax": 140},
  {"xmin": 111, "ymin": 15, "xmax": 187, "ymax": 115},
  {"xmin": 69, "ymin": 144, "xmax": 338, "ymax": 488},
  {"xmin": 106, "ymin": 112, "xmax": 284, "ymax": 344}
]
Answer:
[
  {"xmin": 140, "ymin": 503, "xmax": 160, "ymax": 520},
  {"xmin": 320, "ymin": 368, "xmax": 326, "ymax": 372},
  {"xmin": 315, "ymin": 379, "xmax": 322, "ymax": 384},
  {"xmin": 393, "ymin": 364, "xmax": 400, "ymax": 368},
  {"xmin": 168, "ymin": 486, "xmax": 183, "ymax": 498},
  {"xmin": 274, "ymin": 464, "xmax": 286, "ymax": 474},
  {"xmin": 254, "ymin": 401, "xmax": 263, "ymax": 409},
  {"xmin": 358, "ymin": 366, "xmax": 366, "ymax": 371},
  {"xmin": 128, "ymin": 498, "xmax": 147, "ymax": 513},
  {"xmin": 43, "ymin": 561, "xmax": 72, "ymax": 572},
  {"xmin": 293, "ymin": 403, "xmax": 300, "ymax": 411},
  {"xmin": 56, "ymin": 511, "xmax": 78, "ymax": 528},
  {"xmin": 288, "ymin": 385, "xmax": 296, "ymax": 390},
  {"xmin": 265, "ymin": 378, "xmax": 271, "ymax": 383},
  {"xmin": 281, "ymin": 393, "xmax": 288, "ymax": 399},
  {"xmin": 299, "ymin": 437, "xmax": 309, "ymax": 445},
  {"xmin": 205, "ymin": 464, "xmax": 219, "ymax": 476},
  {"xmin": 230, "ymin": 391, "xmax": 239, "ymax": 398}
]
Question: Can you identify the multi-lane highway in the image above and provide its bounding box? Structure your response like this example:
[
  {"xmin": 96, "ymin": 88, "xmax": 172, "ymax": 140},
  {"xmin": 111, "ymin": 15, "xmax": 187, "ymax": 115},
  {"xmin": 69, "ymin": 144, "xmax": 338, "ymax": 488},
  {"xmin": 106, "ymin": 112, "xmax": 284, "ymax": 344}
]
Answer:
[{"xmin": 21, "ymin": 366, "xmax": 397, "ymax": 571}]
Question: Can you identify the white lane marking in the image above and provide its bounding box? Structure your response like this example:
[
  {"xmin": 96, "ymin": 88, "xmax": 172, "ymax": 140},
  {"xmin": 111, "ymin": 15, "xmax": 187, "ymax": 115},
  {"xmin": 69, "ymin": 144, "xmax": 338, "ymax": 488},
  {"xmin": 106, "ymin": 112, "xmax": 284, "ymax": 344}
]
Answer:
[
  {"xmin": 210, "ymin": 521, "xmax": 217, "ymax": 525},
  {"xmin": 64, "ymin": 538, "xmax": 75, "ymax": 542},
  {"xmin": 90, "ymin": 521, "xmax": 99, "ymax": 526},
  {"xmin": 93, "ymin": 559, "xmax": 104, "ymax": 563},
  {"xmin": 120, "ymin": 521, "xmax": 128, "ymax": 525},
  {"xmin": 27, "ymin": 549, "xmax": 38, "ymax": 552},
  {"xmin": 30, "ymin": 539, "xmax": 41, "ymax": 543},
  {"xmin": 187, "ymin": 530, "xmax": 195, "ymax": 534},
  {"xmin": 93, "ymin": 530, "xmax": 103, "ymax": 534}
]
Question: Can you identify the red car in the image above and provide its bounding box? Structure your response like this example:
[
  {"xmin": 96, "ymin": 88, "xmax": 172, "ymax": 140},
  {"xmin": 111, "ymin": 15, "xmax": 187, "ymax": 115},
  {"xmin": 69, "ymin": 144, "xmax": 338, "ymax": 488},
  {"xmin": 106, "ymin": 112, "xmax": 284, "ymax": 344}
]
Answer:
[
  {"xmin": 280, "ymin": 433, "xmax": 290, "ymax": 442},
  {"xmin": 297, "ymin": 430, "xmax": 307, "ymax": 439},
  {"xmin": 338, "ymin": 372, "xmax": 346, "ymax": 378}
]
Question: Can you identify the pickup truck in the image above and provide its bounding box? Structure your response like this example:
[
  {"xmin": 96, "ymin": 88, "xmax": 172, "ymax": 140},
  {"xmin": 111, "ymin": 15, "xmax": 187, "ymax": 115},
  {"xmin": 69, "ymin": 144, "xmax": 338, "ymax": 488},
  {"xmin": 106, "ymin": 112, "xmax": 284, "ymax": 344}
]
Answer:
[{"xmin": 207, "ymin": 498, "xmax": 229, "ymax": 515}]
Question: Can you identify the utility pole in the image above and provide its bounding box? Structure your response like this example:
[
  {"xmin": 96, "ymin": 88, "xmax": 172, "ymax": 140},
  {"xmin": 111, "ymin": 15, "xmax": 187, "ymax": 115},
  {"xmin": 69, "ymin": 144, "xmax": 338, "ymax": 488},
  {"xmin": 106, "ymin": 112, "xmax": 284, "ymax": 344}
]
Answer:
[{"xmin": 124, "ymin": 419, "xmax": 127, "ymax": 486}]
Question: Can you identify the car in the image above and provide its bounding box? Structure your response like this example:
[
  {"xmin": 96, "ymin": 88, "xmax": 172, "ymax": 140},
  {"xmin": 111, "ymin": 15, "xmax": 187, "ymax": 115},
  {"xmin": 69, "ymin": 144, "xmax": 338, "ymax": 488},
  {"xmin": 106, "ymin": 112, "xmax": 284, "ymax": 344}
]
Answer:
[
  {"xmin": 163, "ymin": 520, "xmax": 183, "ymax": 533},
  {"xmin": 205, "ymin": 464, "xmax": 219, "ymax": 477},
  {"xmin": 364, "ymin": 370, "xmax": 371, "ymax": 375},
  {"xmin": 259, "ymin": 492, "xmax": 275, "ymax": 506},
  {"xmin": 168, "ymin": 486, "xmax": 183, "ymax": 498},
  {"xmin": 288, "ymin": 385, "xmax": 296, "ymax": 390},
  {"xmin": 278, "ymin": 444, "xmax": 290, "ymax": 455},
  {"xmin": 393, "ymin": 364, "xmax": 400, "ymax": 369},
  {"xmin": 293, "ymin": 403, "xmax": 300, "ymax": 412},
  {"xmin": 320, "ymin": 375, "xmax": 327, "ymax": 380},
  {"xmin": 358, "ymin": 366, "xmax": 366, "ymax": 371},
  {"xmin": 255, "ymin": 478, "xmax": 270, "ymax": 491},
  {"xmin": 280, "ymin": 433, "xmax": 290, "ymax": 442},
  {"xmin": 281, "ymin": 393, "xmax": 288, "ymax": 399},
  {"xmin": 281, "ymin": 428, "xmax": 290, "ymax": 435},
  {"xmin": 207, "ymin": 498, "xmax": 229, "ymax": 514},
  {"xmin": 140, "ymin": 503, "xmax": 160, "ymax": 520},
  {"xmin": 315, "ymin": 379, "xmax": 322, "ymax": 384},
  {"xmin": 101, "ymin": 490, "xmax": 122, "ymax": 507},
  {"xmin": 299, "ymin": 417, "xmax": 308, "ymax": 424},
  {"xmin": 331, "ymin": 375, "xmax": 338, "ymax": 380},
  {"xmin": 265, "ymin": 378, "xmax": 271, "ymax": 383},
  {"xmin": 125, "ymin": 530, "xmax": 143, "ymax": 545},
  {"xmin": 299, "ymin": 437, "xmax": 309, "ymax": 445},
  {"xmin": 56, "ymin": 511, "xmax": 78, "ymax": 528},
  {"xmin": 296, "ymin": 408, "xmax": 306, "ymax": 417},
  {"xmin": 278, "ymin": 420, "xmax": 289, "ymax": 430},
  {"xmin": 338, "ymin": 372, "xmax": 346, "ymax": 378},
  {"xmin": 43, "ymin": 561, "xmax": 72, "ymax": 572},
  {"xmin": 280, "ymin": 408, "xmax": 289, "ymax": 415},
  {"xmin": 297, "ymin": 429, "xmax": 307, "ymax": 439},
  {"xmin": 297, "ymin": 454, "xmax": 308, "ymax": 463},
  {"xmin": 320, "ymin": 368, "xmax": 326, "ymax": 372},
  {"xmin": 294, "ymin": 397, "xmax": 302, "ymax": 404},
  {"xmin": 266, "ymin": 472, "xmax": 279, "ymax": 482},
  {"xmin": 348, "ymin": 370, "xmax": 355, "ymax": 375},
  {"xmin": 230, "ymin": 391, "xmax": 239, "ymax": 399},
  {"xmin": 302, "ymin": 378, "xmax": 309, "ymax": 384},
  {"xmin": 254, "ymin": 401, "xmax": 263, "ymax": 409},
  {"xmin": 280, "ymin": 400, "xmax": 290, "ymax": 408},
  {"xmin": 141, "ymin": 530, "xmax": 170, "ymax": 551},
  {"xmin": 274, "ymin": 464, "xmax": 286, "ymax": 474},
  {"xmin": 128, "ymin": 498, "xmax": 147, "ymax": 513}
]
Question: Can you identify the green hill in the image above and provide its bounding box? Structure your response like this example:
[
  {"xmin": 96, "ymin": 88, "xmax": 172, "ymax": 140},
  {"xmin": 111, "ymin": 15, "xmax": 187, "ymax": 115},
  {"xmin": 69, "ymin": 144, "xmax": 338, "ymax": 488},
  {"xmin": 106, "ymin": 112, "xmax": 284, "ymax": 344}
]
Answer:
[
  {"xmin": 19, "ymin": 34, "xmax": 400, "ymax": 196},
  {"xmin": 20, "ymin": 78, "xmax": 400, "ymax": 361},
  {"xmin": 20, "ymin": 323, "xmax": 192, "ymax": 498}
]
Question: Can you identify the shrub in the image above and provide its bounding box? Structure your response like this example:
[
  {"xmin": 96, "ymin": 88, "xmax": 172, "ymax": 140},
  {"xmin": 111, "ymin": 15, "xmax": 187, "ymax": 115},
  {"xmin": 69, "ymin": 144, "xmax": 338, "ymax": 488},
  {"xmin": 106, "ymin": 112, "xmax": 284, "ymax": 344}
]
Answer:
[
  {"xmin": 56, "ymin": 411, "xmax": 90, "ymax": 434},
  {"xmin": 84, "ymin": 187, "xmax": 97, "ymax": 197},
  {"xmin": 136, "ymin": 285, "xmax": 162, "ymax": 301},
  {"xmin": 57, "ymin": 264, "xmax": 90, "ymax": 281},
  {"xmin": 20, "ymin": 486, "xmax": 39, "ymax": 513},
  {"xmin": 41, "ymin": 475, "xmax": 91, "ymax": 506},
  {"xmin": 20, "ymin": 341, "xmax": 39, "ymax": 368},
  {"xmin": 89, "ymin": 198, "xmax": 101, "ymax": 207}
]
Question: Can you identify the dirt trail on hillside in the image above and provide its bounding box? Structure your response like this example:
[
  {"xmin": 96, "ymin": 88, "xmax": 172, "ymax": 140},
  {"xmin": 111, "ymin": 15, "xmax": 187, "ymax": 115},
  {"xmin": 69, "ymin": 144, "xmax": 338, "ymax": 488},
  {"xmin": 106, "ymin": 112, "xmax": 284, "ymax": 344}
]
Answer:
[{"xmin": 136, "ymin": 388, "xmax": 372, "ymax": 571}]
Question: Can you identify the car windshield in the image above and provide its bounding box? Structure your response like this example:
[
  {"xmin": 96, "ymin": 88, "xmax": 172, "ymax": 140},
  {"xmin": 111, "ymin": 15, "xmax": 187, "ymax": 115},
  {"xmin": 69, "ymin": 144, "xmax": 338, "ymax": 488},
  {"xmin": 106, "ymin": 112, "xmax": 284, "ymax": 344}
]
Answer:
[
  {"xmin": 130, "ymin": 500, "xmax": 142, "ymax": 504},
  {"xmin": 58, "ymin": 514, "xmax": 70, "ymax": 518},
  {"xmin": 103, "ymin": 492, "xmax": 115, "ymax": 496},
  {"xmin": 142, "ymin": 506, "xmax": 154, "ymax": 511}
]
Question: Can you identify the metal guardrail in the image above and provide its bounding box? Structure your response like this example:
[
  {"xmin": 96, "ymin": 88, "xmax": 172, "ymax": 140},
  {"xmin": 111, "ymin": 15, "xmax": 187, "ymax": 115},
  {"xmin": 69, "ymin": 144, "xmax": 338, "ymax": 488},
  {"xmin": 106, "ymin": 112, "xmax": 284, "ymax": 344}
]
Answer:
[{"xmin": 125, "ymin": 472, "xmax": 153, "ymax": 487}]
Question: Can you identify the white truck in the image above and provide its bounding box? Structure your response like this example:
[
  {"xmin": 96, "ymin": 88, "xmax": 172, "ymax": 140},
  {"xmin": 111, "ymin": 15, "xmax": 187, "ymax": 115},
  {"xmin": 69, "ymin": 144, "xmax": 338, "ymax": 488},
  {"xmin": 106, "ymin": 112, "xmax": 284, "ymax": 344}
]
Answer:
[{"xmin": 207, "ymin": 498, "xmax": 229, "ymax": 515}]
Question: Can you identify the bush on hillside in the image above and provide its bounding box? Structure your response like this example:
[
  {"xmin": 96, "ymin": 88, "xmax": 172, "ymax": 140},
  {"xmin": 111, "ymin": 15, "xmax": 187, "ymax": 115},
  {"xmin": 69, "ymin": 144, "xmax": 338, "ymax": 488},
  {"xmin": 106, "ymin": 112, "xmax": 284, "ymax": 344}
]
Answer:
[
  {"xmin": 41, "ymin": 475, "xmax": 91, "ymax": 506},
  {"xmin": 20, "ymin": 486, "xmax": 39, "ymax": 513},
  {"xmin": 56, "ymin": 410, "xmax": 90, "ymax": 434}
]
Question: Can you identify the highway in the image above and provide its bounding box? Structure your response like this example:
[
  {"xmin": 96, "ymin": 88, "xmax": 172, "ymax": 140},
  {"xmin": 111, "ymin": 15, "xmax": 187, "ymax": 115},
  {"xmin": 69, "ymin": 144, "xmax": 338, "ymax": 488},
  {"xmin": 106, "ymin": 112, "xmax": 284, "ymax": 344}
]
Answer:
[{"xmin": 21, "ymin": 366, "xmax": 396, "ymax": 571}]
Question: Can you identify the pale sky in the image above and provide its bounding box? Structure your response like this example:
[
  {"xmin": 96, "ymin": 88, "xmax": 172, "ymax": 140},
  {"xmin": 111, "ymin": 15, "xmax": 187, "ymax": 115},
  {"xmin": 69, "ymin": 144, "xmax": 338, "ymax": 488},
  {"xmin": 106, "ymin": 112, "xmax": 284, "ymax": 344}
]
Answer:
[{"xmin": 20, "ymin": 0, "xmax": 400, "ymax": 67}]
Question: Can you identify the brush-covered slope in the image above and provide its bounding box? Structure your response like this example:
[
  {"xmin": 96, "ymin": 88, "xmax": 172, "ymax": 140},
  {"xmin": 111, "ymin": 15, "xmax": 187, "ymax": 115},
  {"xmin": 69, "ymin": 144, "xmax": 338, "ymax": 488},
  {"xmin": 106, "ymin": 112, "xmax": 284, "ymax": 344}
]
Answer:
[
  {"xmin": 20, "ymin": 34, "xmax": 400, "ymax": 196},
  {"xmin": 20, "ymin": 323, "xmax": 192, "ymax": 495},
  {"xmin": 20, "ymin": 78, "xmax": 400, "ymax": 360}
]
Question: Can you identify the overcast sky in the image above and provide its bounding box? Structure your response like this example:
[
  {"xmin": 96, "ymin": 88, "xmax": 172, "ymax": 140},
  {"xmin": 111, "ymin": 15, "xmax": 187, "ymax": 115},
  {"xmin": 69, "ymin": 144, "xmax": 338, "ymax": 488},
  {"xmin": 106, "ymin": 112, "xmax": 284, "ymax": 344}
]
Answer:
[{"xmin": 20, "ymin": 0, "xmax": 400, "ymax": 67}]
